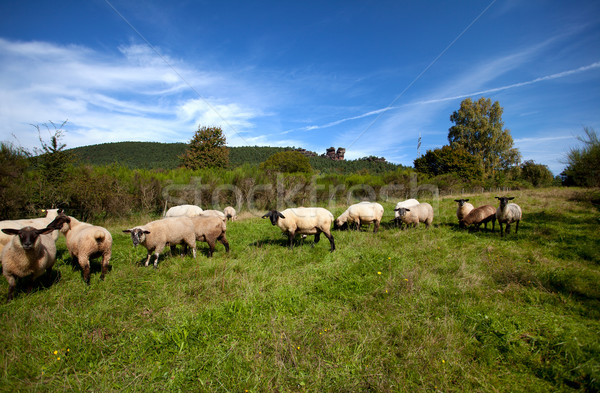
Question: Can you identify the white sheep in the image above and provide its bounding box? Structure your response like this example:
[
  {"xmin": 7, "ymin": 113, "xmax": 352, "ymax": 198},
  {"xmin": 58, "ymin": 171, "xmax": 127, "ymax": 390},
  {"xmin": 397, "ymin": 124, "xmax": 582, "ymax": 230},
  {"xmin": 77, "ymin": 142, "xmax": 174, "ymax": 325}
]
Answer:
[
  {"xmin": 1, "ymin": 226, "xmax": 56, "ymax": 301},
  {"xmin": 454, "ymin": 199, "xmax": 475, "ymax": 222},
  {"xmin": 334, "ymin": 202, "xmax": 384, "ymax": 233},
  {"xmin": 164, "ymin": 204, "xmax": 203, "ymax": 218},
  {"xmin": 224, "ymin": 206, "xmax": 237, "ymax": 221},
  {"xmin": 394, "ymin": 202, "xmax": 434, "ymax": 229},
  {"xmin": 262, "ymin": 207, "xmax": 335, "ymax": 251},
  {"xmin": 123, "ymin": 217, "xmax": 197, "ymax": 268},
  {"xmin": 190, "ymin": 216, "xmax": 230, "ymax": 257},
  {"xmin": 393, "ymin": 199, "xmax": 420, "ymax": 226},
  {"xmin": 47, "ymin": 213, "xmax": 112, "ymax": 284},
  {"xmin": 459, "ymin": 205, "xmax": 496, "ymax": 231},
  {"xmin": 200, "ymin": 209, "xmax": 226, "ymax": 220},
  {"xmin": 495, "ymin": 196, "xmax": 522, "ymax": 237},
  {"xmin": 0, "ymin": 209, "xmax": 62, "ymax": 259}
]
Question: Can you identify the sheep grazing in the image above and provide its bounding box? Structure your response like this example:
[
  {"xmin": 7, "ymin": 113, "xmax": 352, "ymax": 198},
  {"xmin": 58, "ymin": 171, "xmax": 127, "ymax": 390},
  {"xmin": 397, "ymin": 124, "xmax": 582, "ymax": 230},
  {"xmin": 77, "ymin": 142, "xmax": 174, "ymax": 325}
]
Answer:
[
  {"xmin": 190, "ymin": 216, "xmax": 230, "ymax": 257},
  {"xmin": 164, "ymin": 204, "xmax": 203, "ymax": 218},
  {"xmin": 48, "ymin": 213, "xmax": 113, "ymax": 284},
  {"xmin": 123, "ymin": 217, "xmax": 197, "ymax": 268},
  {"xmin": 200, "ymin": 209, "xmax": 227, "ymax": 220},
  {"xmin": 394, "ymin": 202, "xmax": 434, "ymax": 229},
  {"xmin": 454, "ymin": 199, "xmax": 474, "ymax": 222},
  {"xmin": 495, "ymin": 196, "xmax": 522, "ymax": 237},
  {"xmin": 224, "ymin": 206, "xmax": 237, "ymax": 221},
  {"xmin": 334, "ymin": 202, "xmax": 384, "ymax": 233},
  {"xmin": 0, "ymin": 226, "xmax": 56, "ymax": 301},
  {"xmin": 262, "ymin": 207, "xmax": 335, "ymax": 251},
  {"xmin": 0, "ymin": 208, "xmax": 62, "ymax": 259},
  {"xmin": 393, "ymin": 199, "xmax": 420, "ymax": 226},
  {"xmin": 459, "ymin": 205, "xmax": 496, "ymax": 231}
]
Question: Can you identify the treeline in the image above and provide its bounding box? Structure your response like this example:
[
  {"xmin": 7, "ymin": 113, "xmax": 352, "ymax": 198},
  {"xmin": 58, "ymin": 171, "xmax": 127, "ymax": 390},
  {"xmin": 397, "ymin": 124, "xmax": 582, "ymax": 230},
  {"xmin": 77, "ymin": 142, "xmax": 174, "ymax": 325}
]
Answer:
[{"xmin": 68, "ymin": 142, "xmax": 403, "ymax": 174}]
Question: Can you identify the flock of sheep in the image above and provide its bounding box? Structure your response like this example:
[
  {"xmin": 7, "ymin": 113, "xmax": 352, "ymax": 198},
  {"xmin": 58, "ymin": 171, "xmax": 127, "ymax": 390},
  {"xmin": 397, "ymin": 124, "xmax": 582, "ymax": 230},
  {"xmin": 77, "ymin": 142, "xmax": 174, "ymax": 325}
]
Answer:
[{"xmin": 0, "ymin": 197, "xmax": 522, "ymax": 302}]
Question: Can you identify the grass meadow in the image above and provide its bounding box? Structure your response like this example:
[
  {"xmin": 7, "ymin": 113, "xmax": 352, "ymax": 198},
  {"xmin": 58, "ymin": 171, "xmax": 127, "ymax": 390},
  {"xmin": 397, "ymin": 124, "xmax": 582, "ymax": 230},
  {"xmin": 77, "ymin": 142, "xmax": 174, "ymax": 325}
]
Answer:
[{"xmin": 0, "ymin": 188, "xmax": 598, "ymax": 392}]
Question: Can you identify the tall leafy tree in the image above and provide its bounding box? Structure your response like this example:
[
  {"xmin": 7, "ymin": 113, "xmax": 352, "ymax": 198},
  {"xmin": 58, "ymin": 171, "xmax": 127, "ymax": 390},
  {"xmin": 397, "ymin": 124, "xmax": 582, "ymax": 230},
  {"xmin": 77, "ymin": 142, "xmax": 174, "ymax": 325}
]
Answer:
[
  {"xmin": 448, "ymin": 97, "xmax": 521, "ymax": 178},
  {"xmin": 414, "ymin": 145, "xmax": 482, "ymax": 180},
  {"xmin": 180, "ymin": 126, "xmax": 229, "ymax": 169},
  {"xmin": 562, "ymin": 127, "xmax": 600, "ymax": 187}
]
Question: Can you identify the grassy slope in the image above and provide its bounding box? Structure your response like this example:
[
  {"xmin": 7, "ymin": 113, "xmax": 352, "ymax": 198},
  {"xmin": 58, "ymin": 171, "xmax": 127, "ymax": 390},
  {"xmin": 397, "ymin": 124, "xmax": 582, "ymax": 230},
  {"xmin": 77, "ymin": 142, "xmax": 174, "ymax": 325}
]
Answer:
[{"xmin": 0, "ymin": 188, "xmax": 598, "ymax": 392}]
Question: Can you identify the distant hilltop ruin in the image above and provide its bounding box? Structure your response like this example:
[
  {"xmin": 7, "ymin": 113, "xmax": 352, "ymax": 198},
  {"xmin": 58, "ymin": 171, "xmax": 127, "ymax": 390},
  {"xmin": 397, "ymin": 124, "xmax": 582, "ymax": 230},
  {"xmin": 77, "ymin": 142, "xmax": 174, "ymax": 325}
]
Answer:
[{"xmin": 296, "ymin": 147, "xmax": 346, "ymax": 161}]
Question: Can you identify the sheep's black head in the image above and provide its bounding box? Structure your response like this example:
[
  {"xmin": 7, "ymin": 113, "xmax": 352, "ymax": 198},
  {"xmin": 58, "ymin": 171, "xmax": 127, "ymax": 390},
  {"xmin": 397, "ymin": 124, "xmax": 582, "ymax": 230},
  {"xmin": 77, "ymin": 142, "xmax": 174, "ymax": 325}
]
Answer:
[
  {"xmin": 454, "ymin": 199, "xmax": 470, "ymax": 206},
  {"xmin": 333, "ymin": 219, "xmax": 348, "ymax": 230},
  {"xmin": 47, "ymin": 213, "xmax": 71, "ymax": 232},
  {"xmin": 261, "ymin": 210, "xmax": 285, "ymax": 226},
  {"xmin": 495, "ymin": 196, "xmax": 514, "ymax": 208},
  {"xmin": 1, "ymin": 226, "xmax": 54, "ymax": 251},
  {"xmin": 123, "ymin": 228, "xmax": 151, "ymax": 246},
  {"xmin": 394, "ymin": 207, "xmax": 410, "ymax": 217}
]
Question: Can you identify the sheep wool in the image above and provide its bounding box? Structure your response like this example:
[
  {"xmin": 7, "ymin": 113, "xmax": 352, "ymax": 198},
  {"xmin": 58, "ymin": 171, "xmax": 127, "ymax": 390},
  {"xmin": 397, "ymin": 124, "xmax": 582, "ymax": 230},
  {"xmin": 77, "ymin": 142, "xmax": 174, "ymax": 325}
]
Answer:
[
  {"xmin": 262, "ymin": 207, "xmax": 335, "ymax": 251},
  {"xmin": 335, "ymin": 202, "xmax": 384, "ymax": 233},
  {"xmin": 123, "ymin": 217, "xmax": 197, "ymax": 268},
  {"xmin": 224, "ymin": 206, "xmax": 237, "ymax": 221},
  {"xmin": 460, "ymin": 205, "xmax": 496, "ymax": 231},
  {"xmin": 0, "ymin": 209, "xmax": 62, "ymax": 260},
  {"xmin": 0, "ymin": 226, "xmax": 56, "ymax": 301},
  {"xmin": 48, "ymin": 213, "xmax": 112, "ymax": 284},
  {"xmin": 165, "ymin": 204, "xmax": 203, "ymax": 218},
  {"xmin": 394, "ymin": 202, "xmax": 433, "ymax": 229},
  {"xmin": 454, "ymin": 199, "xmax": 475, "ymax": 222},
  {"xmin": 190, "ymin": 215, "xmax": 230, "ymax": 257},
  {"xmin": 495, "ymin": 197, "xmax": 522, "ymax": 237}
]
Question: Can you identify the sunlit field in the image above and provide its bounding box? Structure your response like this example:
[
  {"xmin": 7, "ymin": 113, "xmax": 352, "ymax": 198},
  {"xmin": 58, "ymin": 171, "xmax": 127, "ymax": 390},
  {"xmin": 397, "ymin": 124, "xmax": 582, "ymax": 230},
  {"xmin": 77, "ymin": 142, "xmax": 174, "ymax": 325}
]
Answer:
[{"xmin": 1, "ymin": 188, "xmax": 598, "ymax": 392}]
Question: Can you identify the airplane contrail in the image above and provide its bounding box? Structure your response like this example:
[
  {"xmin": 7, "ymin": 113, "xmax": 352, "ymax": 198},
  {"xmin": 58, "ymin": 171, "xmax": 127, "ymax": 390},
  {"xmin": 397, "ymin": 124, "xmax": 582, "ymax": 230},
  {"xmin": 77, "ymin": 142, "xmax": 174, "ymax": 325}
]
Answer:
[{"xmin": 293, "ymin": 61, "xmax": 600, "ymax": 133}]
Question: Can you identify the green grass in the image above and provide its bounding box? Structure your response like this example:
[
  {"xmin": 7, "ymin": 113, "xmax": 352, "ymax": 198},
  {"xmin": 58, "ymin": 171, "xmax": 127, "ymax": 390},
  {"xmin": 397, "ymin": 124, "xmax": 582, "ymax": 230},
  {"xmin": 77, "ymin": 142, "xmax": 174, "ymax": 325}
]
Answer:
[{"xmin": 1, "ymin": 188, "xmax": 599, "ymax": 392}]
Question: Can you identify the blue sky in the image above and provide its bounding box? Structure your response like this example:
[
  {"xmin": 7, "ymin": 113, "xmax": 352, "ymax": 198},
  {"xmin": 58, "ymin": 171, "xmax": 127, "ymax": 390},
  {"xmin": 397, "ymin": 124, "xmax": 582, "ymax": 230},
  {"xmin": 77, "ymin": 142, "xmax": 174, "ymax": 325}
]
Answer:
[{"xmin": 1, "ymin": 1, "xmax": 599, "ymax": 174}]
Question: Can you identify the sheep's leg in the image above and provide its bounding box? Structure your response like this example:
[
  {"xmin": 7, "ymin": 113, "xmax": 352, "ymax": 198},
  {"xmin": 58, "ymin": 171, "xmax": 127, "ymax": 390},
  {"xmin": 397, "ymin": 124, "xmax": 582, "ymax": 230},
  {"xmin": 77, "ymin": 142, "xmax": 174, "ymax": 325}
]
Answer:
[
  {"xmin": 153, "ymin": 252, "xmax": 160, "ymax": 268},
  {"xmin": 373, "ymin": 220, "xmax": 380, "ymax": 233},
  {"xmin": 323, "ymin": 232, "xmax": 335, "ymax": 252},
  {"xmin": 206, "ymin": 239, "xmax": 215, "ymax": 257},
  {"xmin": 515, "ymin": 221, "xmax": 520, "ymax": 234},
  {"xmin": 100, "ymin": 250, "xmax": 111, "ymax": 281},
  {"xmin": 506, "ymin": 223, "xmax": 511, "ymax": 234},
  {"xmin": 499, "ymin": 222, "xmax": 504, "ymax": 237},
  {"xmin": 145, "ymin": 253, "xmax": 152, "ymax": 267},
  {"xmin": 314, "ymin": 232, "xmax": 321, "ymax": 244},
  {"xmin": 218, "ymin": 234, "xmax": 230, "ymax": 253},
  {"xmin": 79, "ymin": 257, "xmax": 91, "ymax": 285},
  {"xmin": 288, "ymin": 232, "xmax": 295, "ymax": 249},
  {"xmin": 5, "ymin": 275, "xmax": 16, "ymax": 302}
]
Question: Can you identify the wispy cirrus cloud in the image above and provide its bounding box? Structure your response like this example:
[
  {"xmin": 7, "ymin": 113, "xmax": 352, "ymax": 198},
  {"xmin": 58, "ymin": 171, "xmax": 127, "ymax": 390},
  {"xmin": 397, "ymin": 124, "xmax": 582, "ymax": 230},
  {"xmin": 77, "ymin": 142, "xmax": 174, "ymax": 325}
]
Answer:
[{"xmin": 0, "ymin": 38, "xmax": 265, "ymax": 150}]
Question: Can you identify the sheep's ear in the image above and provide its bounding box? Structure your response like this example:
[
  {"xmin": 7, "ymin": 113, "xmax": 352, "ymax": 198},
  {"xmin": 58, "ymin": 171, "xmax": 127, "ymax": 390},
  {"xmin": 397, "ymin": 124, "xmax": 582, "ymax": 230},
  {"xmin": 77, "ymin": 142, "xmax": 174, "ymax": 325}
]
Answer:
[
  {"xmin": 122, "ymin": 229, "xmax": 132, "ymax": 233},
  {"xmin": 37, "ymin": 227, "xmax": 54, "ymax": 235},
  {"xmin": 393, "ymin": 208, "xmax": 400, "ymax": 211},
  {"xmin": 508, "ymin": 197, "xmax": 514, "ymax": 200},
  {"xmin": 278, "ymin": 212, "xmax": 285, "ymax": 219},
  {"xmin": 1, "ymin": 228, "xmax": 20, "ymax": 235},
  {"xmin": 495, "ymin": 196, "xmax": 500, "ymax": 199},
  {"xmin": 143, "ymin": 230, "xmax": 151, "ymax": 234},
  {"xmin": 464, "ymin": 199, "xmax": 469, "ymax": 202},
  {"xmin": 405, "ymin": 208, "xmax": 410, "ymax": 212},
  {"xmin": 454, "ymin": 200, "xmax": 460, "ymax": 202}
]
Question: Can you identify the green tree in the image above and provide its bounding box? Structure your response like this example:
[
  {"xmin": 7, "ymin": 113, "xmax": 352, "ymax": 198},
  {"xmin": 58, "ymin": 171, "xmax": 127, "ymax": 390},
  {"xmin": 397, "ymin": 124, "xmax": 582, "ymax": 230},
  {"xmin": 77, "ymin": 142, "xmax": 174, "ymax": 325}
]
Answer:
[
  {"xmin": 448, "ymin": 97, "xmax": 521, "ymax": 178},
  {"xmin": 562, "ymin": 127, "xmax": 600, "ymax": 187},
  {"xmin": 414, "ymin": 145, "xmax": 482, "ymax": 180},
  {"xmin": 0, "ymin": 142, "xmax": 31, "ymax": 218},
  {"xmin": 519, "ymin": 160, "xmax": 554, "ymax": 187},
  {"xmin": 260, "ymin": 151, "xmax": 313, "ymax": 174},
  {"xmin": 180, "ymin": 126, "xmax": 229, "ymax": 169}
]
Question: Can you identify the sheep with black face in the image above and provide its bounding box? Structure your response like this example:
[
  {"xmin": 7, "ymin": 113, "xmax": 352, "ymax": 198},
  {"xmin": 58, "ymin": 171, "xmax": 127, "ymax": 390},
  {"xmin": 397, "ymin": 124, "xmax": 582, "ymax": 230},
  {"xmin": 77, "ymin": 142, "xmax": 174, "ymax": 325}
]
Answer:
[{"xmin": 262, "ymin": 207, "xmax": 335, "ymax": 251}]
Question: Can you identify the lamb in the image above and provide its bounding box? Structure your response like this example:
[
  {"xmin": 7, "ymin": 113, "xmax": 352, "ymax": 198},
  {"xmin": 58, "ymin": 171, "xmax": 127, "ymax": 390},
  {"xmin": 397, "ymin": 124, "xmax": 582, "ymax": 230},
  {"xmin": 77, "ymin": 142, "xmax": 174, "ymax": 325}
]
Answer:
[
  {"xmin": 47, "ymin": 213, "xmax": 112, "ymax": 284},
  {"xmin": 190, "ymin": 215, "xmax": 230, "ymax": 257},
  {"xmin": 454, "ymin": 199, "xmax": 474, "ymax": 222},
  {"xmin": 0, "ymin": 226, "xmax": 56, "ymax": 301},
  {"xmin": 394, "ymin": 202, "xmax": 434, "ymax": 229},
  {"xmin": 164, "ymin": 204, "xmax": 203, "ymax": 218},
  {"xmin": 334, "ymin": 202, "xmax": 384, "ymax": 233},
  {"xmin": 123, "ymin": 217, "xmax": 197, "ymax": 268},
  {"xmin": 0, "ymin": 208, "xmax": 62, "ymax": 259},
  {"xmin": 393, "ymin": 199, "xmax": 420, "ymax": 226},
  {"xmin": 495, "ymin": 196, "xmax": 522, "ymax": 237},
  {"xmin": 224, "ymin": 206, "xmax": 237, "ymax": 221},
  {"xmin": 459, "ymin": 205, "xmax": 496, "ymax": 231},
  {"xmin": 262, "ymin": 207, "xmax": 335, "ymax": 251},
  {"xmin": 200, "ymin": 209, "xmax": 226, "ymax": 220}
]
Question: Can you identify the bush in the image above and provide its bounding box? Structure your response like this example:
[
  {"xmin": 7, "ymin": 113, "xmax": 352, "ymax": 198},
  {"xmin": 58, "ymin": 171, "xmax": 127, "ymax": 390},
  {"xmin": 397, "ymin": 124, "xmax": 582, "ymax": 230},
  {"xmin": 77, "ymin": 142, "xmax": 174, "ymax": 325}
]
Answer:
[
  {"xmin": 520, "ymin": 160, "xmax": 554, "ymax": 187},
  {"xmin": 260, "ymin": 151, "xmax": 313, "ymax": 174},
  {"xmin": 562, "ymin": 127, "xmax": 600, "ymax": 187}
]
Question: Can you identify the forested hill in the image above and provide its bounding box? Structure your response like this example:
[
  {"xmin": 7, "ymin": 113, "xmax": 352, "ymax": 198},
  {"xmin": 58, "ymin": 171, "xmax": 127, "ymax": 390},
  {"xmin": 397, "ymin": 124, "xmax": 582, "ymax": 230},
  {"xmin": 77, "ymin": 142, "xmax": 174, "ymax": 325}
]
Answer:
[{"xmin": 68, "ymin": 142, "xmax": 402, "ymax": 173}]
